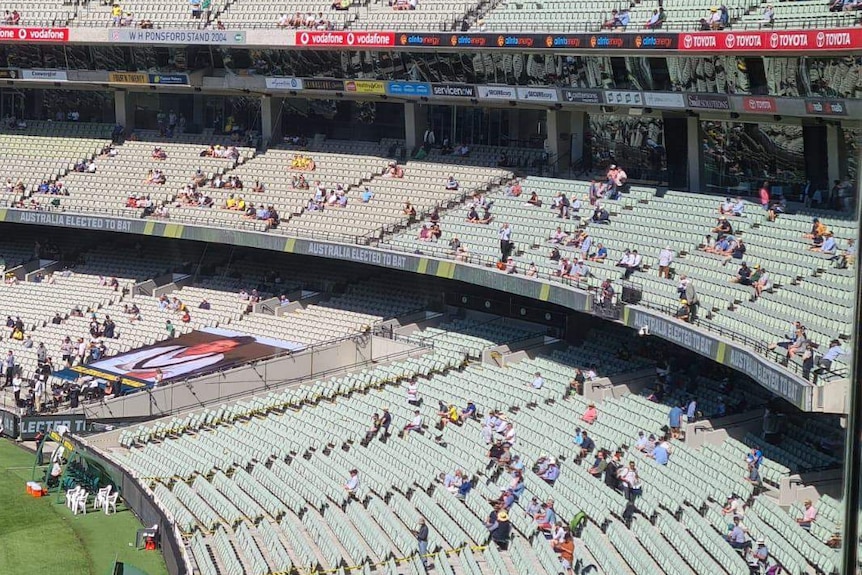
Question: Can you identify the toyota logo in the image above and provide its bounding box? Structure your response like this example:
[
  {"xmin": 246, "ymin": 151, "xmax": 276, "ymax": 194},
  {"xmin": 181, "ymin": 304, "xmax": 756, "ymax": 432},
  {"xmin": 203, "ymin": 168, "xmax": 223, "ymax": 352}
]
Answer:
[
  {"xmin": 300, "ymin": 32, "xmax": 310, "ymax": 45},
  {"xmin": 725, "ymin": 33, "xmax": 735, "ymax": 49},
  {"xmin": 816, "ymin": 31, "xmax": 825, "ymax": 48},
  {"xmin": 683, "ymin": 34, "xmax": 692, "ymax": 49},
  {"xmin": 769, "ymin": 33, "xmax": 779, "ymax": 49},
  {"xmin": 346, "ymin": 32, "xmax": 355, "ymax": 45}
]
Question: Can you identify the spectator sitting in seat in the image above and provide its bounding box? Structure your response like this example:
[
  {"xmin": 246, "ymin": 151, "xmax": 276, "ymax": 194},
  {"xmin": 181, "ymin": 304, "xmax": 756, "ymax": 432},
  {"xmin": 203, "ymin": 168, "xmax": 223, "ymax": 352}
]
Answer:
[
  {"xmin": 649, "ymin": 436, "xmax": 671, "ymax": 464},
  {"xmin": 767, "ymin": 324, "xmax": 808, "ymax": 361},
  {"xmin": 644, "ymin": 8, "xmax": 665, "ymax": 28},
  {"xmin": 796, "ymin": 500, "xmax": 817, "ymax": 530},
  {"xmin": 762, "ymin": 4, "xmax": 774, "ymax": 25},
  {"xmin": 504, "ymin": 257, "xmax": 517, "ymax": 275},
  {"xmin": 589, "ymin": 243, "xmax": 608, "ymax": 262},
  {"xmin": 810, "ymin": 231, "xmax": 836, "ymax": 254},
  {"xmin": 526, "ymin": 191, "xmax": 542, "ymax": 207},
  {"xmin": 588, "ymin": 450, "xmax": 607, "ymax": 478},
  {"xmin": 581, "ymin": 402, "xmax": 598, "ymax": 424},
  {"xmin": 437, "ymin": 402, "xmax": 461, "ymax": 428},
  {"xmin": 549, "ymin": 227, "xmax": 568, "ymax": 244},
  {"xmin": 540, "ymin": 459, "xmax": 560, "ymax": 485},
  {"xmin": 750, "ymin": 265, "xmax": 771, "ymax": 301},
  {"xmin": 804, "ymin": 217, "xmax": 828, "ymax": 241},
  {"xmin": 445, "ymin": 176, "xmax": 459, "ymax": 190},
  {"xmin": 729, "ymin": 262, "xmax": 752, "ymax": 285},
  {"xmin": 712, "ymin": 215, "xmax": 733, "ymax": 235},
  {"xmin": 578, "ymin": 430, "xmax": 595, "ymax": 461},
  {"xmin": 727, "ymin": 516, "xmax": 751, "ymax": 550},
  {"xmin": 591, "ymin": 204, "xmax": 610, "ymax": 224},
  {"xmin": 402, "ymin": 410, "xmax": 423, "ymax": 435},
  {"xmin": 767, "ymin": 194, "xmax": 786, "ymax": 222},
  {"xmin": 535, "ymin": 500, "xmax": 557, "ymax": 531},
  {"xmin": 722, "ymin": 237, "xmax": 746, "ymax": 265},
  {"xmin": 723, "ymin": 494, "xmax": 746, "ymax": 517},
  {"xmin": 344, "ymin": 468, "xmax": 360, "ymax": 495}
]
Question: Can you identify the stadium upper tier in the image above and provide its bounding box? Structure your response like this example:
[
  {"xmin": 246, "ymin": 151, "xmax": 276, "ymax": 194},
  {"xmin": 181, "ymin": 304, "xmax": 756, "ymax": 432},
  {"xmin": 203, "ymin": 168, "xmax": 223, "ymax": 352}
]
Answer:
[
  {"xmin": 2, "ymin": 0, "xmax": 860, "ymax": 32},
  {"xmin": 0, "ymin": 126, "xmax": 852, "ymax": 408},
  {"xmin": 85, "ymin": 315, "xmax": 841, "ymax": 575}
]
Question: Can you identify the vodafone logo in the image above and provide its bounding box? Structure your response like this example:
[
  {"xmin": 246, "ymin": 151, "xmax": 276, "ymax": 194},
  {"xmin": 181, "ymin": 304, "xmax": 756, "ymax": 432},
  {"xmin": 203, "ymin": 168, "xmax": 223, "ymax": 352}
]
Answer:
[
  {"xmin": 346, "ymin": 32, "xmax": 355, "ymax": 45},
  {"xmin": 816, "ymin": 32, "xmax": 825, "ymax": 48},
  {"xmin": 725, "ymin": 33, "xmax": 735, "ymax": 49},
  {"xmin": 683, "ymin": 34, "xmax": 692, "ymax": 49},
  {"xmin": 299, "ymin": 32, "xmax": 310, "ymax": 44},
  {"xmin": 0, "ymin": 27, "xmax": 69, "ymax": 43},
  {"xmin": 770, "ymin": 33, "xmax": 779, "ymax": 49}
]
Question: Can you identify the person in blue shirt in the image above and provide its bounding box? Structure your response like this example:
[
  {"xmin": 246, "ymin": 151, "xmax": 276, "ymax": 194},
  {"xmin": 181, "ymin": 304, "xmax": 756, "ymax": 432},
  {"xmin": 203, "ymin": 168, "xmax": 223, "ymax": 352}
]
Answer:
[
  {"xmin": 360, "ymin": 187, "xmax": 374, "ymax": 202},
  {"xmin": 578, "ymin": 431, "xmax": 595, "ymax": 461},
  {"xmin": 726, "ymin": 517, "xmax": 750, "ymax": 551},
  {"xmin": 686, "ymin": 398, "xmax": 697, "ymax": 423},
  {"xmin": 456, "ymin": 477, "xmax": 472, "ymax": 500},
  {"xmin": 461, "ymin": 401, "xmax": 477, "ymax": 420},
  {"xmin": 541, "ymin": 459, "xmax": 560, "ymax": 485},
  {"xmin": 651, "ymin": 439, "xmax": 670, "ymax": 465},
  {"xmin": 669, "ymin": 405, "xmax": 683, "ymax": 438}
]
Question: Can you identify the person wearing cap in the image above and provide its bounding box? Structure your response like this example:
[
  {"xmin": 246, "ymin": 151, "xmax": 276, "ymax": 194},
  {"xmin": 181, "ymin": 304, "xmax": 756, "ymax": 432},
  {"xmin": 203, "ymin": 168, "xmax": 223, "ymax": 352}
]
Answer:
[
  {"xmin": 796, "ymin": 499, "xmax": 817, "ymax": 530},
  {"xmin": 712, "ymin": 215, "xmax": 733, "ymax": 236},
  {"xmin": 748, "ymin": 538, "xmax": 769, "ymax": 570},
  {"xmin": 591, "ymin": 203, "xmax": 610, "ymax": 224},
  {"xmin": 488, "ymin": 509, "xmax": 512, "ymax": 549},
  {"xmin": 525, "ymin": 496, "xmax": 541, "ymax": 518},
  {"xmin": 675, "ymin": 298, "xmax": 691, "ymax": 322},
  {"xmin": 540, "ymin": 458, "xmax": 560, "ymax": 485},
  {"xmin": 730, "ymin": 262, "xmax": 752, "ymax": 285},
  {"xmin": 634, "ymin": 431, "xmax": 649, "ymax": 452},
  {"xmin": 581, "ymin": 402, "xmax": 598, "ymax": 425}
]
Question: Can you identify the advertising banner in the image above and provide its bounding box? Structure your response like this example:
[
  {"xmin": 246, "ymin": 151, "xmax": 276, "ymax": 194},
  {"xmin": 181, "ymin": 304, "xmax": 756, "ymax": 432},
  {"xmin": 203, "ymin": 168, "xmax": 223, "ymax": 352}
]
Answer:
[
  {"xmin": 678, "ymin": 29, "xmax": 862, "ymax": 52},
  {"xmin": 0, "ymin": 409, "xmax": 16, "ymax": 438},
  {"xmin": 0, "ymin": 68, "xmax": 19, "ymax": 79},
  {"xmin": 431, "ymin": 83, "xmax": 476, "ymax": 98},
  {"xmin": 19, "ymin": 414, "xmax": 86, "ymax": 440},
  {"xmin": 80, "ymin": 327, "xmax": 305, "ymax": 386},
  {"xmin": 604, "ymin": 90, "xmax": 644, "ymax": 106},
  {"xmin": 21, "ymin": 69, "xmax": 67, "ymax": 81},
  {"xmin": 345, "ymin": 79, "xmax": 386, "ymax": 94},
  {"xmin": 109, "ymin": 29, "xmax": 246, "ymax": 45},
  {"xmin": 108, "ymin": 72, "xmax": 149, "ymax": 85},
  {"xmin": 148, "ymin": 73, "xmax": 188, "ymax": 85},
  {"xmin": 386, "ymin": 81, "xmax": 431, "ymax": 96},
  {"xmin": 741, "ymin": 96, "xmax": 777, "ymax": 114},
  {"xmin": 516, "ymin": 87, "xmax": 559, "ymax": 102},
  {"xmin": 304, "ymin": 78, "xmax": 345, "ymax": 91},
  {"xmin": 561, "ymin": 89, "xmax": 602, "ymax": 104},
  {"xmin": 477, "ymin": 85, "xmax": 517, "ymax": 100},
  {"xmin": 805, "ymin": 99, "xmax": 847, "ymax": 116},
  {"xmin": 265, "ymin": 77, "xmax": 304, "ymax": 91},
  {"xmin": 0, "ymin": 27, "xmax": 68, "ymax": 43},
  {"xmin": 686, "ymin": 93, "xmax": 730, "ymax": 110},
  {"xmin": 296, "ymin": 30, "xmax": 394, "ymax": 48},
  {"xmin": 643, "ymin": 92, "xmax": 685, "ymax": 109}
]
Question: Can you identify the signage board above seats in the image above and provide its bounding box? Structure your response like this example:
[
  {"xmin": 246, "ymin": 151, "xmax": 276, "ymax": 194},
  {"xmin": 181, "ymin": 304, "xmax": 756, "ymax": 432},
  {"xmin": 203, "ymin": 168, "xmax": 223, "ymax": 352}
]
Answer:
[
  {"xmin": 679, "ymin": 29, "xmax": 862, "ymax": 52},
  {"xmin": 295, "ymin": 31, "xmax": 395, "ymax": 48},
  {"xmin": 109, "ymin": 29, "xmax": 246, "ymax": 45},
  {"xmin": 805, "ymin": 99, "xmax": 847, "ymax": 116},
  {"xmin": 0, "ymin": 27, "xmax": 68, "ymax": 43},
  {"xmin": 345, "ymin": 80, "xmax": 386, "ymax": 95},
  {"xmin": 431, "ymin": 84, "xmax": 476, "ymax": 98},
  {"xmin": 516, "ymin": 87, "xmax": 559, "ymax": 102},
  {"xmin": 386, "ymin": 81, "xmax": 430, "ymax": 97},
  {"xmin": 21, "ymin": 69, "xmax": 67, "ymax": 82},
  {"xmin": 392, "ymin": 32, "xmax": 678, "ymax": 51},
  {"xmin": 265, "ymin": 77, "xmax": 304, "ymax": 91},
  {"xmin": 106, "ymin": 72, "xmax": 188, "ymax": 86}
]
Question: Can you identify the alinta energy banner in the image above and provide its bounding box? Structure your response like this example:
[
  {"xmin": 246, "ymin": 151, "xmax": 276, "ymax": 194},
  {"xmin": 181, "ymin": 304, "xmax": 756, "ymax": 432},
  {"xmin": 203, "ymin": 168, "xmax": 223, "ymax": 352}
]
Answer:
[{"xmin": 75, "ymin": 327, "xmax": 305, "ymax": 388}]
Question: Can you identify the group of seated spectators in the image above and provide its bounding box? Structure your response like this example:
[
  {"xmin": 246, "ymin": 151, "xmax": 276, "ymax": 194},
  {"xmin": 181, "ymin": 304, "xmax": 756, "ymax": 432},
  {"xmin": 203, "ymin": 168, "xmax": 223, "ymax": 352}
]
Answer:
[
  {"xmin": 390, "ymin": 0, "xmax": 418, "ymax": 9},
  {"xmin": 306, "ymin": 182, "xmax": 350, "ymax": 212},
  {"xmin": 277, "ymin": 12, "xmax": 334, "ymax": 30},
  {"xmin": 144, "ymin": 169, "xmax": 167, "ymax": 185},
  {"xmin": 698, "ymin": 5, "xmax": 729, "ymax": 30},
  {"xmin": 201, "ymin": 145, "xmax": 241, "ymax": 161},
  {"xmin": 383, "ymin": 161, "xmax": 405, "ymax": 178},
  {"xmin": 289, "ymin": 154, "xmax": 316, "ymax": 171}
]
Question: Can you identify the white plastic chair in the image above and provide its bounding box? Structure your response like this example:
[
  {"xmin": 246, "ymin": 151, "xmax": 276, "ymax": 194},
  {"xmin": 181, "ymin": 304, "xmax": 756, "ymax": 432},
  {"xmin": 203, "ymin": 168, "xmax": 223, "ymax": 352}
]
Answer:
[
  {"xmin": 72, "ymin": 491, "xmax": 88, "ymax": 515},
  {"xmin": 65, "ymin": 486, "xmax": 82, "ymax": 509},
  {"xmin": 94, "ymin": 485, "xmax": 112, "ymax": 510},
  {"xmin": 103, "ymin": 492, "xmax": 119, "ymax": 515}
]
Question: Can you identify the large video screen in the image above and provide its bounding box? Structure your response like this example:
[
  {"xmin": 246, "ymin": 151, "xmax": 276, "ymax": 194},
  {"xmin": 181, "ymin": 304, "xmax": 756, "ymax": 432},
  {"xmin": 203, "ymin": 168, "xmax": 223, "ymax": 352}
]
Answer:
[{"xmin": 79, "ymin": 327, "xmax": 305, "ymax": 385}]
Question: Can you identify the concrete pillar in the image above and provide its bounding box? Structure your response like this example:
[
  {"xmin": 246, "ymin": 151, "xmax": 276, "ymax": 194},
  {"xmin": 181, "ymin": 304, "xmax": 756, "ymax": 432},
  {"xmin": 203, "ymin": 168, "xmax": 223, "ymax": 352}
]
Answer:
[
  {"xmin": 507, "ymin": 109, "xmax": 519, "ymax": 143},
  {"xmin": 686, "ymin": 116, "xmax": 702, "ymax": 192},
  {"xmin": 404, "ymin": 102, "xmax": 427, "ymax": 151},
  {"xmin": 114, "ymin": 90, "xmax": 135, "ymax": 130},
  {"xmin": 569, "ymin": 111, "xmax": 586, "ymax": 168},
  {"xmin": 546, "ymin": 109, "xmax": 561, "ymax": 162},
  {"xmin": 192, "ymin": 94, "xmax": 204, "ymax": 130},
  {"xmin": 261, "ymin": 96, "xmax": 283, "ymax": 146},
  {"xmin": 827, "ymin": 124, "xmax": 841, "ymax": 185}
]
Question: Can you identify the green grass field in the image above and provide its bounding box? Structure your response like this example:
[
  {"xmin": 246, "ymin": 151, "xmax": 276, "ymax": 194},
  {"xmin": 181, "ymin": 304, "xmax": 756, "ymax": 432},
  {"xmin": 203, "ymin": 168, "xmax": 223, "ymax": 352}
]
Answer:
[{"xmin": 0, "ymin": 439, "xmax": 169, "ymax": 575}]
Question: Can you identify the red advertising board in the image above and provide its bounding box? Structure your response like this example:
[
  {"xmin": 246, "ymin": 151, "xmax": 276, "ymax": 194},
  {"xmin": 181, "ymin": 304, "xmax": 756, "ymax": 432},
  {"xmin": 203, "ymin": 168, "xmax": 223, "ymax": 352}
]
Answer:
[
  {"xmin": 295, "ymin": 30, "xmax": 394, "ymax": 48},
  {"xmin": 0, "ymin": 27, "xmax": 69, "ymax": 43},
  {"xmin": 678, "ymin": 29, "xmax": 862, "ymax": 52},
  {"xmin": 741, "ymin": 96, "xmax": 777, "ymax": 114}
]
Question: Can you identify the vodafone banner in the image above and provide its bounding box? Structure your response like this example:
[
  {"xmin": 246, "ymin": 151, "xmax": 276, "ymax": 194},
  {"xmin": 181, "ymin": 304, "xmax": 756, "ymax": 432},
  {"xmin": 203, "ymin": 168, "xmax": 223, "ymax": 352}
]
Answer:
[
  {"xmin": 0, "ymin": 27, "xmax": 68, "ymax": 43},
  {"xmin": 295, "ymin": 30, "xmax": 394, "ymax": 48},
  {"xmin": 678, "ymin": 29, "xmax": 862, "ymax": 52}
]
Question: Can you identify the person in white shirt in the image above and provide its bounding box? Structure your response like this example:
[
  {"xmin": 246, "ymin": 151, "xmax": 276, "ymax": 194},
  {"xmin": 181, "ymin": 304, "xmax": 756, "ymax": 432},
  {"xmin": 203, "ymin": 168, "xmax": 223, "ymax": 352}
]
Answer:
[
  {"xmin": 406, "ymin": 381, "xmax": 420, "ymax": 406},
  {"xmin": 403, "ymin": 410, "xmax": 423, "ymax": 434},
  {"xmin": 657, "ymin": 246, "xmax": 674, "ymax": 278},
  {"xmin": 344, "ymin": 469, "xmax": 360, "ymax": 494},
  {"xmin": 530, "ymin": 372, "xmax": 544, "ymax": 389}
]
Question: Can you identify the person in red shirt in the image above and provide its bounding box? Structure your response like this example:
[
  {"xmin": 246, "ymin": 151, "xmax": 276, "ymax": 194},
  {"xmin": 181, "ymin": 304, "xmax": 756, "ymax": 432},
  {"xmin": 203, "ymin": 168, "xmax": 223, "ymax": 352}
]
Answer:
[
  {"xmin": 581, "ymin": 403, "xmax": 598, "ymax": 424},
  {"xmin": 758, "ymin": 181, "xmax": 770, "ymax": 210}
]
